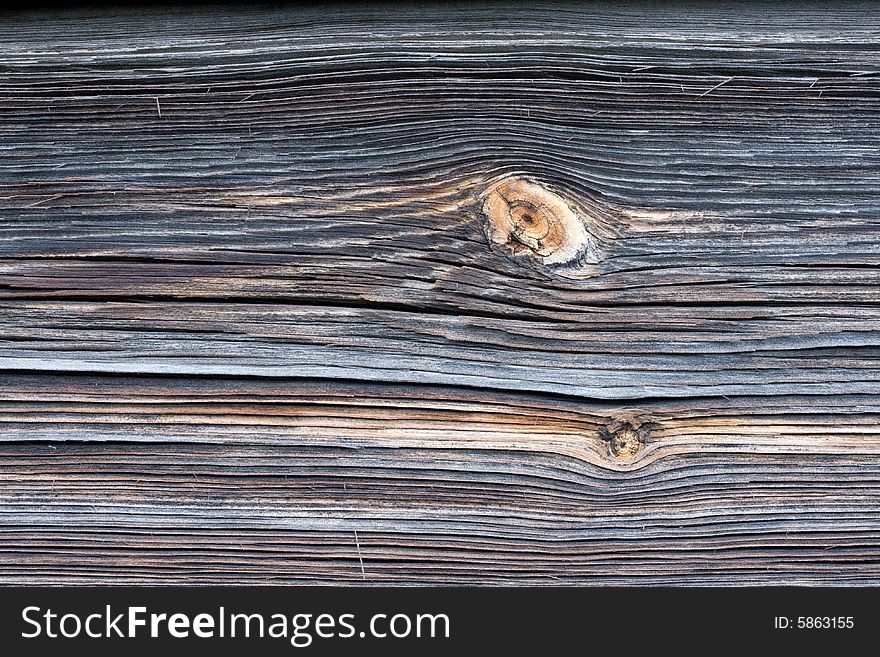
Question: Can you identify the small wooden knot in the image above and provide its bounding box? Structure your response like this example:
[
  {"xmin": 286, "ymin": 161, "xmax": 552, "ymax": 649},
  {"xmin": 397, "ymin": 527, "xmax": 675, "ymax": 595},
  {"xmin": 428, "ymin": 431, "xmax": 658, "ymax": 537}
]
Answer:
[
  {"xmin": 479, "ymin": 175, "xmax": 599, "ymax": 270},
  {"xmin": 600, "ymin": 421, "xmax": 648, "ymax": 462}
]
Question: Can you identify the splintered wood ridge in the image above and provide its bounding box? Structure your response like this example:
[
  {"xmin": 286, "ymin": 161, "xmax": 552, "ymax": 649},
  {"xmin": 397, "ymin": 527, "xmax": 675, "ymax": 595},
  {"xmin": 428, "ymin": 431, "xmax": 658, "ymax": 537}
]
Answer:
[{"xmin": 479, "ymin": 175, "xmax": 603, "ymax": 272}]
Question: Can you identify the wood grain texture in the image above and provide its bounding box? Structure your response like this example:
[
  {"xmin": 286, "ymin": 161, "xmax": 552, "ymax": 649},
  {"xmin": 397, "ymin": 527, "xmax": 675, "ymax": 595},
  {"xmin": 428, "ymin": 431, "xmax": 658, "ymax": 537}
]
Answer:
[{"xmin": 2, "ymin": 2, "xmax": 880, "ymax": 585}]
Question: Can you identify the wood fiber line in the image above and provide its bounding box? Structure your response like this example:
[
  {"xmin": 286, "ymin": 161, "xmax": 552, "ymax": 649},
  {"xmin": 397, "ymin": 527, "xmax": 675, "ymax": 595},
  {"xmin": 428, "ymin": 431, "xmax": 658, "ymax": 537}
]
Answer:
[{"xmin": 1, "ymin": 2, "xmax": 880, "ymax": 584}]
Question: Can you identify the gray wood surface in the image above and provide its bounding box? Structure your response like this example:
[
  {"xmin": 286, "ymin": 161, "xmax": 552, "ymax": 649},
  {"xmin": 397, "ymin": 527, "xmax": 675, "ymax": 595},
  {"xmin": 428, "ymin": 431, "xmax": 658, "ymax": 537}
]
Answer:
[{"xmin": 2, "ymin": 2, "xmax": 879, "ymax": 584}]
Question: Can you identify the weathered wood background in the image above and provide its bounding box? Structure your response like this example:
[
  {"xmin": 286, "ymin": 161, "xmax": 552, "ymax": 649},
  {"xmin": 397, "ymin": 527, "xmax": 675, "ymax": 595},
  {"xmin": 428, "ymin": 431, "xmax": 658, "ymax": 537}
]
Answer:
[{"xmin": 2, "ymin": 2, "xmax": 880, "ymax": 585}]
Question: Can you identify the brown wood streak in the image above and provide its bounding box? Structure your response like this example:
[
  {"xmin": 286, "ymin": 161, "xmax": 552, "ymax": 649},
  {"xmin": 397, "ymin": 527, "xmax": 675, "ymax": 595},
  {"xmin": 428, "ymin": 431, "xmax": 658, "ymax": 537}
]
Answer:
[{"xmin": 1, "ymin": 2, "xmax": 879, "ymax": 585}]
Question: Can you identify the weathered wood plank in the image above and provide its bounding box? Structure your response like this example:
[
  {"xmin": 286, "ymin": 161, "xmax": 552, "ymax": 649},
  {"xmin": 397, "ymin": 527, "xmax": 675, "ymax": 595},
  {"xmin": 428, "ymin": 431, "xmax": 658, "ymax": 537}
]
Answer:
[{"xmin": 1, "ymin": 2, "xmax": 879, "ymax": 585}]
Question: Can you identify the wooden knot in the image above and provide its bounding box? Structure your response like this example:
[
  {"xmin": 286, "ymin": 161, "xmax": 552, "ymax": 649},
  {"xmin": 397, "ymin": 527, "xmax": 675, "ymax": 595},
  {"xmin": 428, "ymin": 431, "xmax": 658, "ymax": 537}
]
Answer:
[
  {"xmin": 479, "ymin": 175, "xmax": 600, "ymax": 270},
  {"xmin": 600, "ymin": 420, "xmax": 648, "ymax": 462}
]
